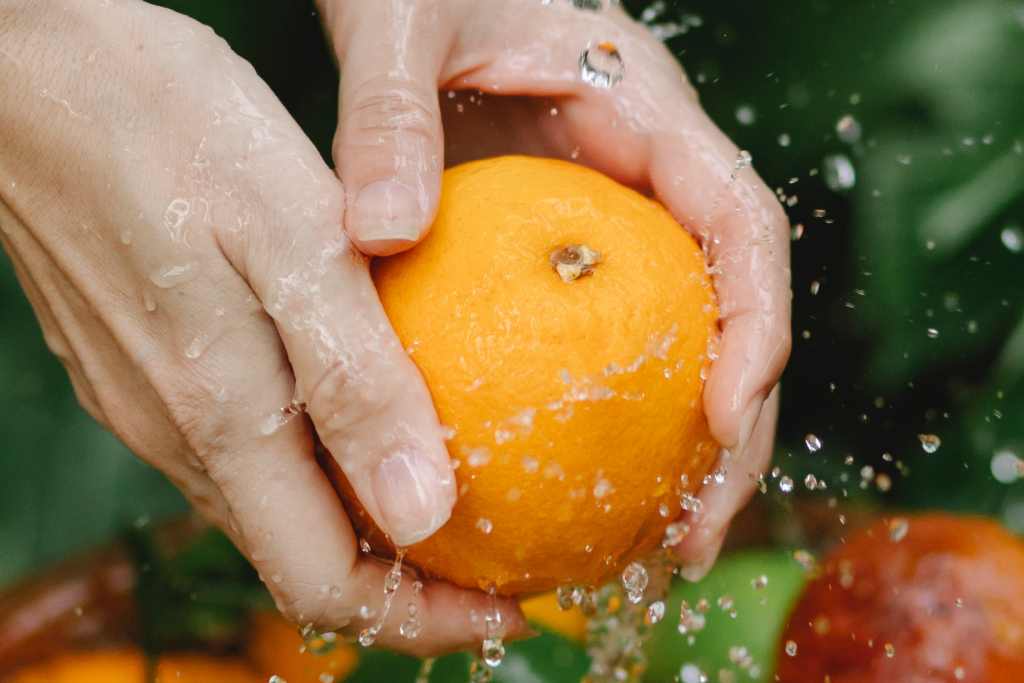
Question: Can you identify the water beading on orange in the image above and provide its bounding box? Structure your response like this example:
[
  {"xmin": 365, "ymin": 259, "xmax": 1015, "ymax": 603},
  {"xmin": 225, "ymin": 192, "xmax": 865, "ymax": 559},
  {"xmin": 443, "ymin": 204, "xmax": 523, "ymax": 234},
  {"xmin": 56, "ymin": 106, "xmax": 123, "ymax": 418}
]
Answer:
[{"xmin": 321, "ymin": 155, "xmax": 720, "ymax": 595}]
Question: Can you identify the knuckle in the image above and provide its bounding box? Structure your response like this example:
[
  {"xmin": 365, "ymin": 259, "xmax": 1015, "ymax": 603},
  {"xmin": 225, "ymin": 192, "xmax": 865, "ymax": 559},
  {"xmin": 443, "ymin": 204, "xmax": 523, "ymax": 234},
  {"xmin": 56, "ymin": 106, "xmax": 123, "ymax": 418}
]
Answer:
[
  {"xmin": 308, "ymin": 351, "xmax": 405, "ymax": 445},
  {"xmin": 343, "ymin": 76, "xmax": 440, "ymax": 144}
]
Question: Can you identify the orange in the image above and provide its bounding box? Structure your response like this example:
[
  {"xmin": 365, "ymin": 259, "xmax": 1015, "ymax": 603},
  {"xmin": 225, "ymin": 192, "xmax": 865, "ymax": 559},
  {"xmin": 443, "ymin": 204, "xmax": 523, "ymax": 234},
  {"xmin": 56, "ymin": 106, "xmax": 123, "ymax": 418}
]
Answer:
[
  {"xmin": 9, "ymin": 649, "xmax": 263, "ymax": 683},
  {"xmin": 324, "ymin": 155, "xmax": 719, "ymax": 594},
  {"xmin": 520, "ymin": 591, "xmax": 589, "ymax": 643},
  {"xmin": 246, "ymin": 611, "xmax": 359, "ymax": 682},
  {"xmin": 777, "ymin": 514, "xmax": 1024, "ymax": 683}
]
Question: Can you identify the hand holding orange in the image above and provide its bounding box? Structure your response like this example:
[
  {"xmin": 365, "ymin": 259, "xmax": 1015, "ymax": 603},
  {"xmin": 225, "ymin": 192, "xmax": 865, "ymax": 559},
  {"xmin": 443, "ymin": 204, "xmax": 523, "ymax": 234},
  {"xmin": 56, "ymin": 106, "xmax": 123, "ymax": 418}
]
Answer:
[{"xmin": 321, "ymin": 156, "xmax": 720, "ymax": 594}]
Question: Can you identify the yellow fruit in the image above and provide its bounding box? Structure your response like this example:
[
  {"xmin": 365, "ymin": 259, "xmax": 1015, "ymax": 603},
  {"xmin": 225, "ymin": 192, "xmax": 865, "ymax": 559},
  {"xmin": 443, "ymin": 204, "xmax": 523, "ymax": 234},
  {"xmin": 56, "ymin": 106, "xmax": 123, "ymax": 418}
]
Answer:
[
  {"xmin": 246, "ymin": 611, "xmax": 359, "ymax": 683},
  {"xmin": 9, "ymin": 649, "xmax": 263, "ymax": 683},
  {"xmin": 324, "ymin": 156, "xmax": 719, "ymax": 595},
  {"xmin": 520, "ymin": 592, "xmax": 589, "ymax": 643}
]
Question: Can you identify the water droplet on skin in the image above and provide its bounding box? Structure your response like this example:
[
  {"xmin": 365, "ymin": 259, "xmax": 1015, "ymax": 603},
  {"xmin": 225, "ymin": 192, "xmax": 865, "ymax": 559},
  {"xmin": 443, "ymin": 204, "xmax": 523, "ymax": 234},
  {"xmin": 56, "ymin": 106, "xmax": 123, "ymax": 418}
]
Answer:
[
  {"xmin": 359, "ymin": 539, "xmax": 371, "ymax": 553},
  {"xmin": 680, "ymin": 492, "xmax": 703, "ymax": 512},
  {"xmin": 184, "ymin": 333, "xmax": 210, "ymax": 359},
  {"xmin": 885, "ymin": 643, "xmax": 895, "ymax": 658},
  {"xmin": 143, "ymin": 287, "xmax": 157, "ymax": 312},
  {"xmin": 271, "ymin": 573, "xmax": 283, "ymax": 583},
  {"xmin": 621, "ymin": 562, "xmax": 648, "ymax": 604},
  {"xmin": 662, "ymin": 521, "xmax": 688, "ymax": 547},
  {"xmin": 120, "ymin": 229, "xmax": 133, "ymax": 245},
  {"xmin": 259, "ymin": 410, "xmax": 294, "ymax": 435},
  {"xmin": 824, "ymin": 154, "xmax": 856, "ymax": 191},
  {"xmin": 570, "ymin": 0, "xmax": 602, "ymax": 9},
  {"xmin": 779, "ymin": 476, "xmax": 794, "ymax": 493},
  {"xmin": 889, "ymin": 517, "xmax": 909, "ymax": 542},
  {"xmin": 919, "ymin": 434, "xmax": 941, "ymax": 453},
  {"xmin": 358, "ymin": 550, "xmax": 406, "ymax": 647},
  {"xmin": 304, "ymin": 630, "xmax": 338, "ymax": 655},
  {"xmin": 476, "ymin": 518, "xmax": 493, "ymax": 534},
  {"xmin": 579, "ymin": 41, "xmax": 624, "ymax": 88},
  {"xmin": 482, "ymin": 584, "xmax": 505, "ymax": 667},
  {"xmin": 150, "ymin": 261, "xmax": 199, "ymax": 288},
  {"xmin": 785, "ymin": 640, "xmax": 798, "ymax": 656}
]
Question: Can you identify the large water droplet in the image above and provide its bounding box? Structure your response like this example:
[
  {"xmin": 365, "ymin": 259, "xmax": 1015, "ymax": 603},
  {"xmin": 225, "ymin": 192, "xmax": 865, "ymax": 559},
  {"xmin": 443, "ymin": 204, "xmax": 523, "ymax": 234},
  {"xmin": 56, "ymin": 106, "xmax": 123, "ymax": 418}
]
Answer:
[
  {"xmin": 805, "ymin": 434, "xmax": 822, "ymax": 452},
  {"xmin": 824, "ymin": 154, "xmax": 856, "ymax": 191},
  {"xmin": 185, "ymin": 333, "xmax": 210, "ymax": 359},
  {"xmin": 621, "ymin": 562, "xmax": 648, "ymax": 604},
  {"xmin": 150, "ymin": 261, "xmax": 199, "ymax": 288},
  {"xmin": 579, "ymin": 42, "xmax": 624, "ymax": 88},
  {"xmin": 919, "ymin": 434, "xmax": 941, "ymax": 453},
  {"xmin": 1001, "ymin": 224, "xmax": 1023, "ymax": 253}
]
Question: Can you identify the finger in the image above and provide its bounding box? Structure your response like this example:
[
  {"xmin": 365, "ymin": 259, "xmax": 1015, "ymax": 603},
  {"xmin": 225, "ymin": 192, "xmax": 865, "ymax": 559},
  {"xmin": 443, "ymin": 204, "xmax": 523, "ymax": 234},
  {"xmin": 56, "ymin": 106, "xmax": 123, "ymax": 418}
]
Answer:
[
  {"xmin": 649, "ymin": 119, "xmax": 792, "ymax": 455},
  {"xmin": 334, "ymin": 1, "xmax": 453, "ymax": 255},
  {"xmin": 673, "ymin": 384, "xmax": 780, "ymax": 574},
  {"xmin": 240, "ymin": 189, "xmax": 456, "ymax": 550}
]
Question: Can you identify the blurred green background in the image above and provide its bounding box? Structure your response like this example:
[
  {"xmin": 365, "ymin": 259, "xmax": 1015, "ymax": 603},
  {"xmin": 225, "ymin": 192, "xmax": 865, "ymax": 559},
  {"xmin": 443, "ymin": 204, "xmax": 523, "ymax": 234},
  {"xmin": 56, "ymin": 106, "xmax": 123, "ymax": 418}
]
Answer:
[{"xmin": 1, "ymin": 0, "xmax": 1023, "ymax": 680}]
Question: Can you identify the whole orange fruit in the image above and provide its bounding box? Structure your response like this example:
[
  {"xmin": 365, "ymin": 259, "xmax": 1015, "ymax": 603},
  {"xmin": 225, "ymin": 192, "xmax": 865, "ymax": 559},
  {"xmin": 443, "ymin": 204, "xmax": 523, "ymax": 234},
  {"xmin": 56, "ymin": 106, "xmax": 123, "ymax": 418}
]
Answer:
[
  {"xmin": 323, "ymin": 156, "xmax": 719, "ymax": 595},
  {"xmin": 776, "ymin": 514, "xmax": 1024, "ymax": 683}
]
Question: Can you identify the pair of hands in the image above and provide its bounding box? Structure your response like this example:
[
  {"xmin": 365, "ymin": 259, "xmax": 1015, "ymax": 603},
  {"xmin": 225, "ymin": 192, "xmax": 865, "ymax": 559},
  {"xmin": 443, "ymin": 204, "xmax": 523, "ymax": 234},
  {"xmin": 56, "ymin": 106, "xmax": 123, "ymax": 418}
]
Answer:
[{"xmin": 0, "ymin": 0, "xmax": 790, "ymax": 656}]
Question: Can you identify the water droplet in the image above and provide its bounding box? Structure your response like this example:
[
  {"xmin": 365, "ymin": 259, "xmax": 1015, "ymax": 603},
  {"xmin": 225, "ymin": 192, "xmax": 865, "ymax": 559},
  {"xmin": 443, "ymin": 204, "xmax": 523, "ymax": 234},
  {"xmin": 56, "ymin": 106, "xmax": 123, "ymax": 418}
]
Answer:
[
  {"xmin": 836, "ymin": 115, "xmax": 861, "ymax": 143},
  {"xmin": 557, "ymin": 585, "xmax": 575, "ymax": 610},
  {"xmin": 885, "ymin": 643, "xmax": 895, "ymax": 658},
  {"xmin": 680, "ymin": 492, "xmax": 703, "ymax": 512},
  {"xmin": 482, "ymin": 584, "xmax": 505, "ymax": 667},
  {"xmin": 570, "ymin": 0, "xmax": 602, "ymax": 8},
  {"xmin": 143, "ymin": 287, "xmax": 157, "ymax": 312},
  {"xmin": 926, "ymin": 328, "xmax": 939, "ymax": 338},
  {"xmin": 579, "ymin": 41, "xmax": 624, "ymax": 88},
  {"xmin": 717, "ymin": 594, "xmax": 733, "ymax": 610},
  {"xmin": 824, "ymin": 154, "xmax": 856, "ymax": 191},
  {"xmin": 259, "ymin": 410, "xmax": 292, "ymax": 435},
  {"xmin": 810, "ymin": 280, "xmax": 820, "ymax": 295},
  {"xmin": 680, "ymin": 664, "xmax": 706, "ymax": 683},
  {"xmin": 119, "ymin": 229, "xmax": 133, "ymax": 245},
  {"xmin": 1001, "ymin": 225, "xmax": 1023, "ymax": 253},
  {"xmin": 401, "ymin": 603, "xmax": 422, "ymax": 639},
  {"xmin": 794, "ymin": 550, "xmax": 815, "ymax": 570},
  {"xmin": 662, "ymin": 521, "xmax": 688, "ymax": 547},
  {"xmin": 678, "ymin": 600, "xmax": 706, "ymax": 634},
  {"xmin": 919, "ymin": 434, "xmax": 941, "ymax": 453},
  {"xmin": 593, "ymin": 477, "xmax": 614, "ymax": 498},
  {"xmin": 805, "ymin": 434, "xmax": 822, "ymax": 452},
  {"xmin": 647, "ymin": 600, "xmax": 666, "ymax": 624},
  {"xmin": 184, "ymin": 333, "xmax": 210, "ymax": 359},
  {"xmin": 785, "ymin": 640, "xmax": 798, "ymax": 656},
  {"xmin": 621, "ymin": 562, "xmax": 648, "ymax": 604},
  {"xmin": 476, "ymin": 518, "xmax": 493, "ymax": 534},
  {"xmin": 804, "ymin": 474, "xmax": 818, "ymax": 490},
  {"xmin": 735, "ymin": 105, "xmax": 756, "ymax": 126},
  {"xmin": 150, "ymin": 261, "xmax": 199, "ymax": 288},
  {"xmin": 358, "ymin": 550, "xmax": 405, "ymax": 647},
  {"xmin": 359, "ymin": 538, "xmax": 371, "ymax": 553},
  {"xmin": 751, "ymin": 575, "xmax": 769, "ymax": 590},
  {"xmin": 889, "ymin": 517, "xmax": 909, "ymax": 542},
  {"xmin": 779, "ymin": 476, "xmax": 794, "ymax": 493},
  {"xmin": 304, "ymin": 630, "xmax": 338, "ymax": 655},
  {"xmin": 778, "ymin": 133, "xmax": 791, "ymax": 147}
]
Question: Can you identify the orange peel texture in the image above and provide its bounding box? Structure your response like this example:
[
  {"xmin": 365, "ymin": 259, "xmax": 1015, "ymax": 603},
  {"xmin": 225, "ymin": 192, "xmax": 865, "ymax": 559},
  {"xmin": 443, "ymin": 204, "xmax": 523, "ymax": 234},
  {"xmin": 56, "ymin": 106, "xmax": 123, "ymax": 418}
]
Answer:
[{"xmin": 322, "ymin": 156, "xmax": 720, "ymax": 595}]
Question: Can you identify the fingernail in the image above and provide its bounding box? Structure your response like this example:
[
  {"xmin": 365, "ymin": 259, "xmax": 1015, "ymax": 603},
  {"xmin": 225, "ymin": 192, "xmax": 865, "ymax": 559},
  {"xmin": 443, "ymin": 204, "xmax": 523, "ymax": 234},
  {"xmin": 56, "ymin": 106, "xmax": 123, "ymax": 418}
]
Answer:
[
  {"xmin": 730, "ymin": 397, "xmax": 764, "ymax": 460},
  {"xmin": 373, "ymin": 449, "xmax": 454, "ymax": 546},
  {"xmin": 350, "ymin": 180, "xmax": 425, "ymax": 244}
]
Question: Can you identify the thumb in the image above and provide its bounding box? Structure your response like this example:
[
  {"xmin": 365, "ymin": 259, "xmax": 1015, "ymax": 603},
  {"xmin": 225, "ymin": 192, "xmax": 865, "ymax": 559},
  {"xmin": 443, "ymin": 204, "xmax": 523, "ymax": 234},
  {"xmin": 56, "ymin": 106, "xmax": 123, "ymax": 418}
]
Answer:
[{"xmin": 335, "ymin": 3, "xmax": 452, "ymax": 256}]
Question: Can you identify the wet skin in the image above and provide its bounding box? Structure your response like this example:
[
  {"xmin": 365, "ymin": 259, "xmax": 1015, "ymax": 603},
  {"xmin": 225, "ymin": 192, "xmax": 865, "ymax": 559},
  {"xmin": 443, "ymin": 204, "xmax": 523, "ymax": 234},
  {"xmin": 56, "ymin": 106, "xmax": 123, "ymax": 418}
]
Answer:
[{"xmin": 0, "ymin": 0, "xmax": 790, "ymax": 656}]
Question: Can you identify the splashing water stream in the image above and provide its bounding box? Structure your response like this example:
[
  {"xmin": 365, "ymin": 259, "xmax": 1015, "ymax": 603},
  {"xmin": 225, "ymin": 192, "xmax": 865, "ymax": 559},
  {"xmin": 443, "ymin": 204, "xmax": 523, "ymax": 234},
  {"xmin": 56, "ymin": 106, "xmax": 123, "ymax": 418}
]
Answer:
[{"xmin": 358, "ymin": 549, "xmax": 406, "ymax": 647}]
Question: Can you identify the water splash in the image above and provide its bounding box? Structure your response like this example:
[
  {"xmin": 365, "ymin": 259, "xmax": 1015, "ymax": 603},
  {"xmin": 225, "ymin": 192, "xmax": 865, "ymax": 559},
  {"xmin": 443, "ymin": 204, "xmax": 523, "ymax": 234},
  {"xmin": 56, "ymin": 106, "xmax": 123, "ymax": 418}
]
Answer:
[
  {"xmin": 481, "ymin": 584, "xmax": 505, "ymax": 668},
  {"xmin": 621, "ymin": 562, "xmax": 648, "ymax": 604},
  {"xmin": 358, "ymin": 549, "xmax": 406, "ymax": 647},
  {"xmin": 579, "ymin": 42, "xmax": 624, "ymax": 88}
]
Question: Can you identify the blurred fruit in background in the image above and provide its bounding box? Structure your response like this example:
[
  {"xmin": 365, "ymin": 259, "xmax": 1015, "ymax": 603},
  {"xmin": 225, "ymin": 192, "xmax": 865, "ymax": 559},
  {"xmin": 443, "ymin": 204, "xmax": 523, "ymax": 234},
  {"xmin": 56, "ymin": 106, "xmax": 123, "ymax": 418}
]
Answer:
[{"xmin": 777, "ymin": 514, "xmax": 1024, "ymax": 682}]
